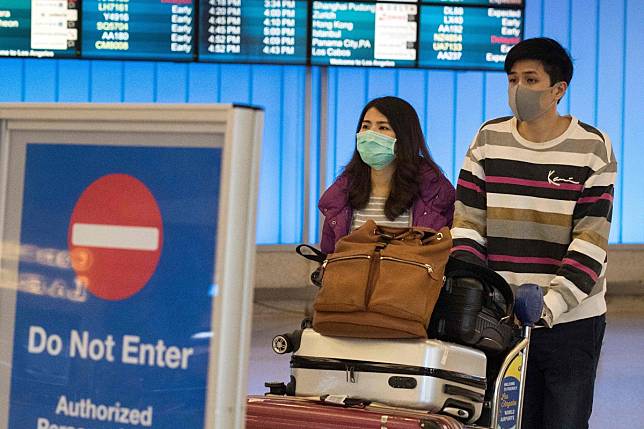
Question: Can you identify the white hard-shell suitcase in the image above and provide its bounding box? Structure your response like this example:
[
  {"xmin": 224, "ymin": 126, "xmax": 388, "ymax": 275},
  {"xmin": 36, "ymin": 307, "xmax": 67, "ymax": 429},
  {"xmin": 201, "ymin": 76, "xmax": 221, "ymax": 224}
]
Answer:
[{"xmin": 290, "ymin": 329, "xmax": 487, "ymax": 423}]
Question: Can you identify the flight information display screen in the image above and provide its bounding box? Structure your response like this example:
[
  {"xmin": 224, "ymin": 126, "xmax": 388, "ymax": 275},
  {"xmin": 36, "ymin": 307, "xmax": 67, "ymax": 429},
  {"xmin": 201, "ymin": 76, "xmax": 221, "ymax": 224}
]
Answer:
[
  {"xmin": 0, "ymin": 0, "xmax": 524, "ymax": 70},
  {"xmin": 310, "ymin": 1, "xmax": 418, "ymax": 68},
  {"xmin": 0, "ymin": 0, "xmax": 80, "ymax": 58},
  {"xmin": 198, "ymin": 0, "xmax": 309, "ymax": 64},
  {"xmin": 418, "ymin": 3, "xmax": 523, "ymax": 70},
  {"xmin": 432, "ymin": 0, "xmax": 522, "ymax": 5},
  {"xmin": 82, "ymin": 0, "xmax": 195, "ymax": 61}
]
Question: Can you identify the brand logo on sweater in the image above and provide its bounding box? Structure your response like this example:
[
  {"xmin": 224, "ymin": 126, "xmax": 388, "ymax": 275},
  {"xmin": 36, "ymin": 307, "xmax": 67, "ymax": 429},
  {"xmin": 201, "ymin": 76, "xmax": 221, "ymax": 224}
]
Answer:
[{"xmin": 548, "ymin": 170, "xmax": 580, "ymax": 187}]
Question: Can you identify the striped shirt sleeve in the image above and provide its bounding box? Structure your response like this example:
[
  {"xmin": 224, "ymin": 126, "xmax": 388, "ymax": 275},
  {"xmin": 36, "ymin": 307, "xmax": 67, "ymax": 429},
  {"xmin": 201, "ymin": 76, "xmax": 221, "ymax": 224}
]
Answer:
[
  {"xmin": 451, "ymin": 133, "xmax": 489, "ymax": 266},
  {"xmin": 545, "ymin": 135, "xmax": 617, "ymax": 321}
]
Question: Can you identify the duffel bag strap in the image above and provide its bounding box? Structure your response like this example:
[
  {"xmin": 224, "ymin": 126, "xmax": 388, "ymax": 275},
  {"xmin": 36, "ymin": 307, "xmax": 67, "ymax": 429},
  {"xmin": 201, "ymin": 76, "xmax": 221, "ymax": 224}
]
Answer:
[
  {"xmin": 376, "ymin": 226, "xmax": 445, "ymax": 244},
  {"xmin": 295, "ymin": 244, "xmax": 327, "ymax": 264},
  {"xmin": 421, "ymin": 230, "xmax": 444, "ymax": 244}
]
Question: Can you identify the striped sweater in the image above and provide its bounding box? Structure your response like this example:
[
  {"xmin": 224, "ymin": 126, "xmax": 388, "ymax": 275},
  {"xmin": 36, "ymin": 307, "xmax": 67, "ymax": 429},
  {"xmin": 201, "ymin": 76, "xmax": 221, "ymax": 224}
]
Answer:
[
  {"xmin": 351, "ymin": 196, "xmax": 411, "ymax": 231},
  {"xmin": 451, "ymin": 116, "xmax": 617, "ymax": 325}
]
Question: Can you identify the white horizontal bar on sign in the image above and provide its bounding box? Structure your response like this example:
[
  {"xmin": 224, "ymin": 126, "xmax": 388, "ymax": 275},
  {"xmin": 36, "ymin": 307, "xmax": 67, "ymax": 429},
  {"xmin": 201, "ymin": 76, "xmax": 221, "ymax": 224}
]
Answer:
[{"xmin": 71, "ymin": 223, "xmax": 159, "ymax": 251}]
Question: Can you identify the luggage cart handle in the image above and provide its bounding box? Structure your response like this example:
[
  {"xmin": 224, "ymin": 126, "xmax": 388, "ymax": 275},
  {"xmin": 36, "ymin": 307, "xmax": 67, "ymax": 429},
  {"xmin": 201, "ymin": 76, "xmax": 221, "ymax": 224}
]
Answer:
[{"xmin": 514, "ymin": 283, "xmax": 544, "ymax": 327}]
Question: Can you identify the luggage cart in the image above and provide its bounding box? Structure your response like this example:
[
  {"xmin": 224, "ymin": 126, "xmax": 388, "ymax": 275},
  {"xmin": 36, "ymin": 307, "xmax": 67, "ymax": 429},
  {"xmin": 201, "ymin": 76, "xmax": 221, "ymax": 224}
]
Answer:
[{"xmin": 249, "ymin": 284, "xmax": 543, "ymax": 429}]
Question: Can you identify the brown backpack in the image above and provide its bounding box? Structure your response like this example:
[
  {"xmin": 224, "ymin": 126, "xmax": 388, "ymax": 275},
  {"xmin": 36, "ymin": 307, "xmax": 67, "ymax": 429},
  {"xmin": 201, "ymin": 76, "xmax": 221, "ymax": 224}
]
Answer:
[{"xmin": 312, "ymin": 219, "xmax": 452, "ymax": 339}]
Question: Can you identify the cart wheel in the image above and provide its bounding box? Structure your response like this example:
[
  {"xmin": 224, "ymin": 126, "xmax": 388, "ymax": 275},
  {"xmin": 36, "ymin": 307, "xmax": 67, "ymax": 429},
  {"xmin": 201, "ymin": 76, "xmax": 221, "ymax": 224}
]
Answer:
[{"xmin": 272, "ymin": 334, "xmax": 293, "ymax": 354}]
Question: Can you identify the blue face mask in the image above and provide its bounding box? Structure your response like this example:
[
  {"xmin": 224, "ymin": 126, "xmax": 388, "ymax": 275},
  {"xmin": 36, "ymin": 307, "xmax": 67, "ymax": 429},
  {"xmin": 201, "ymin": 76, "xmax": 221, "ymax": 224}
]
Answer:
[{"xmin": 356, "ymin": 130, "xmax": 396, "ymax": 170}]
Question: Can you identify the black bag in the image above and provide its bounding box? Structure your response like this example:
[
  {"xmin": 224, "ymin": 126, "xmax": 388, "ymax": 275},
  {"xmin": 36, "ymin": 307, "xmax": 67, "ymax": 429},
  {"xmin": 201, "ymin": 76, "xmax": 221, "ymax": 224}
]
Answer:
[{"xmin": 427, "ymin": 257, "xmax": 517, "ymax": 354}]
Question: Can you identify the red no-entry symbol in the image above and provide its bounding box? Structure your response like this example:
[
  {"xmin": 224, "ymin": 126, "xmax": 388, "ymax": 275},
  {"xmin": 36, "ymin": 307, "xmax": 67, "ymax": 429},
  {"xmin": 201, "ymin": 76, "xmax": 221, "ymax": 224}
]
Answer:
[{"xmin": 67, "ymin": 174, "xmax": 163, "ymax": 301}]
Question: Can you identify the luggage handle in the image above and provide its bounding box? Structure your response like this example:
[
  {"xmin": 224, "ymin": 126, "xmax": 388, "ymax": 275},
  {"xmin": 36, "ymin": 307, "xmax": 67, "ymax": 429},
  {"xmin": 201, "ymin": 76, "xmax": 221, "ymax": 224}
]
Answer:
[
  {"xmin": 443, "ymin": 384, "xmax": 485, "ymax": 403},
  {"xmin": 320, "ymin": 394, "xmax": 371, "ymax": 408},
  {"xmin": 295, "ymin": 244, "xmax": 327, "ymax": 264}
]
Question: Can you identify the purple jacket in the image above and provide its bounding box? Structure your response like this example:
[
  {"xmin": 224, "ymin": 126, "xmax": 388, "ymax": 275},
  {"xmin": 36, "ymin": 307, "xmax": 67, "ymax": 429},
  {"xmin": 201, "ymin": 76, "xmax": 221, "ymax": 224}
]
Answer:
[{"xmin": 318, "ymin": 163, "xmax": 455, "ymax": 254}]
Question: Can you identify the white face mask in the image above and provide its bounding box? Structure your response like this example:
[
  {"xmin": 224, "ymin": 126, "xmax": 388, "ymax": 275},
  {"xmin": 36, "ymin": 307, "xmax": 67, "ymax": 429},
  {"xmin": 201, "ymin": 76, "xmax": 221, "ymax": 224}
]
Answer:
[{"xmin": 508, "ymin": 83, "xmax": 561, "ymax": 122}]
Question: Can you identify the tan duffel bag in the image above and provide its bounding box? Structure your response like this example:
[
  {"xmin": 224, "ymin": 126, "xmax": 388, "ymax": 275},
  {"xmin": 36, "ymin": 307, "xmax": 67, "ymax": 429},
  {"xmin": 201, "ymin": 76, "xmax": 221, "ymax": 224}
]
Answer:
[{"xmin": 312, "ymin": 219, "xmax": 452, "ymax": 339}]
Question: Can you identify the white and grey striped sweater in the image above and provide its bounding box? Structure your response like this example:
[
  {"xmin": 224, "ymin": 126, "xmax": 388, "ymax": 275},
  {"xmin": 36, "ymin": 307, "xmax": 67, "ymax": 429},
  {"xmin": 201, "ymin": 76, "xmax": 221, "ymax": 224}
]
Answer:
[{"xmin": 351, "ymin": 196, "xmax": 411, "ymax": 231}]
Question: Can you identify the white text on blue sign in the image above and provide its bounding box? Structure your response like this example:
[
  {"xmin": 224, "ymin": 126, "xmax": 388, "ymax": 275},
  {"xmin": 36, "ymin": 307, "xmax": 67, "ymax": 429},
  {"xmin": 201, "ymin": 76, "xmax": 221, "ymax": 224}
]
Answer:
[{"xmin": 27, "ymin": 326, "xmax": 195, "ymax": 369}]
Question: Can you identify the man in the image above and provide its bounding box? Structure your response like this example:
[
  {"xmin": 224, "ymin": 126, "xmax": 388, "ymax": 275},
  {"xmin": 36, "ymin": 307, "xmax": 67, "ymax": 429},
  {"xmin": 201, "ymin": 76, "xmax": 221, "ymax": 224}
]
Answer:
[{"xmin": 451, "ymin": 37, "xmax": 616, "ymax": 428}]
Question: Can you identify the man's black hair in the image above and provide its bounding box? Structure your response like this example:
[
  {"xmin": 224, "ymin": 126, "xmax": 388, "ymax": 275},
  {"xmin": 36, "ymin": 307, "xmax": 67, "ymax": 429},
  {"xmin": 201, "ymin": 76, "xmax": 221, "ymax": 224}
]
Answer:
[{"xmin": 504, "ymin": 37, "xmax": 574, "ymax": 86}]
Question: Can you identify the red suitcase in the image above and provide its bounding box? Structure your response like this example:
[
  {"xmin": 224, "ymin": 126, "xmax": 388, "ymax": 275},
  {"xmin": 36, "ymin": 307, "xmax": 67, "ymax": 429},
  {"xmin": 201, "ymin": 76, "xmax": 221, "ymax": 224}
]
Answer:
[{"xmin": 245, "ymin": 396, "xmax": 467, "ymax": 429}]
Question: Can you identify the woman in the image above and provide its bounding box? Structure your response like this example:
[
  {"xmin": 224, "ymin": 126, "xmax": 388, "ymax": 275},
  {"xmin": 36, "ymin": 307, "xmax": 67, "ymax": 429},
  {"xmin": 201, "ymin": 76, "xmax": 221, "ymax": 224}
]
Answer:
[{"xmin": 319, "ymin": 96, "xmax": 455, "ymax": 254}]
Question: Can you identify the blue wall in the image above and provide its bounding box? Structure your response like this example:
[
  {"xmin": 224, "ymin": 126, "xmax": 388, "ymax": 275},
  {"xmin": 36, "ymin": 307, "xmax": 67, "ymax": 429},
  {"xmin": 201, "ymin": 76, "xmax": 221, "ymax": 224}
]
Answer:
[{"xmin": 1, "ymin": 0, "xmax": 642, "ymax": 244}]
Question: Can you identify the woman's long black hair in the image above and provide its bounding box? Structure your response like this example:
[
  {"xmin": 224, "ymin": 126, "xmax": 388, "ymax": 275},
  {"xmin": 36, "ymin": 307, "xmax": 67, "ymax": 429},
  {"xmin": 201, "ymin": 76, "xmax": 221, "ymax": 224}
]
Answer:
[{"xmin": 344, "ymin": 96, "xmax": 440, "ymax": 220}]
